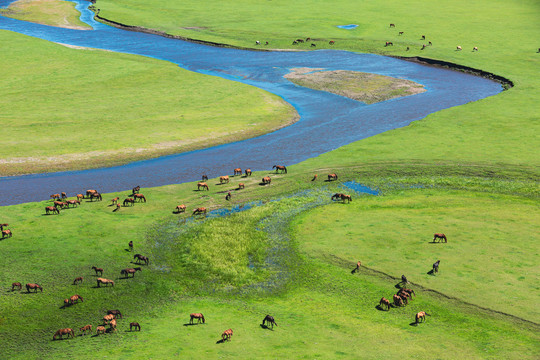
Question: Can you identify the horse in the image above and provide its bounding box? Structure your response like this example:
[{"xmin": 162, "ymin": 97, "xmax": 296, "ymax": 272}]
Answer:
[
  {"xmin": 45, "ymin": 206, "xmax": 60, "ymax": 215},
  {"xmin": 66, "ymin": 200, "xmax": 80, "ymax": 208},
  {"xmin": 92, "ymin": 266, "xmax": 104, "ymax": 276},
  {"xmin": 310, "ymin": 43, "xmax": 316, "ymax": 47},
  {"xmin": 175, "ymin": 204, "xmax": 186, "ymax": 213},
  {"xmin": 379, "ymin": 297, "xmax": 391, "ymax": 310},
  {"xmin": 190, "ymin": 313, "xmax": 205, "ymax": 324},
  {"xmin": 306, "ymin": 37, "xmax": 311, "ymax": 41},
  {"xmin": 96, "ymin": 326, "xmax": 106, "ymax": 335},
  {"xmin": 238, "ymin": 183, "xmax": 245, "ymax": 190},
  {"xmin": 245, "ymin": 169, "xmax": 252, "ymax": 176},
  {"xmin": 234, "ymin": 168, "xmax": 242, "ymax": 176},
  {"xmin": 121, "ymin": 267, "xmax": 142, "ymax": 278},
  {"xmin": 197, "ymin": 182, "xmax": 209, "ymax": 191},
  {"xmin": 433, "ymin": 260, "xmax": 440, "ymax": 273},
  {"xmin": 90, "ymin": 192, "xmax": 102, "ymax": 201},
  {"xmin": 76, "ymin": 194, "xmax": 84, "ymax": 201},
  {"xmin": 132, "ymin": 185, "xmax": 141, "ymax": 194},
  {"xmin": 222, "ymin": 328, "xmax": 233, "ymax": 341},
  {"xmin": 107, "ymin": 310, "xmax": 123, "ymax": 319},
  {"xmin": 433, "ymin": 233, "xmax": 447, "ymax": 243},
  {"xmin": 129, "ymin": 241, "xmax": 133, "ymax": 251},
  {"xmin": 328, "ymin": 173, "xmax": 338, "ymax": 181},
  {"xmin": 255, "ymin": 40, "xmax": 260, "ymax": 45},
  {"xmin": 50, "ymin": 194, "xmax": 60, "ymax": 200},
  {"xmin": 53, "ymin": 328, "xmax": 74, "ymax": 340},
  {"xmin": 111, "ymin": 197, "xmax": 119, "ymax": 205},
  {"xmin": 385, "ymin": 41, "xmax": 393, "ymax": 47},
  {"xmin": 262, "ymin": 315, "xmax": 277, "ymax": 329},
  {"xmin": 406, "ymin": 46, "xmax": 410, "ymax": 51},
  {"xmin": 456, "ymin": 45, "xmax": 462, "ymax": 51},
  {"xmin": 123, "ymin": 198, "xmax": 135, "ymax": 206},
  {"xmin": 296, "ymin": 39, "xmax": 304, "ymax": 43},
  {"xmin": 273, "ymin": 165, "xmax": 287, "ymax": 174},
  {"xmin": 134, "ymin": 254, "xmax": 150, "ymax": 265},
  {"xmin": 262, "ymin": 176, "xmax": 271, "ymax": 185},
  {"xmin": 130, "ymin": 322, "xmax": 141, "ymax": 331},
  {"xmin": 85, "ymin": 189, "xmax": 97, "ymax": 198},
  {"xmin": 69, "ymin": 294, "xmax": 84, "ymax": 304},
  {"xmin": 393, "ymin": 294, "xmax": 404, "ymax": 307},
  {"xmin": 389, "ymin": 23, "xmax": 395, "ymax": 28},
  {"xmin": 54, "ymin": 200, "xmax": 67, "ymax": 209},
  {"xmin": 97, "ymin": 278, "xmax": 114, "ymax": 287},
  {"xmin": 193, "ymin": 207, "xmax": 207, "ymax": 216},
  {"xmin": 400, "ymin": 288, "xmax": 416, "ymax": 298},
  {"xmin": 401, "ymin": 275, "xmax": 408, "ymax": 285},
  {"xmin": 415, "ymin": 311, "xmax": 430, "ymax": 323},
  {"xmin": 73, "ymin": 277, "xmax": 83, "ymax": 285},
  {"xmin": 220, "ymin": 175, "xmax": 230, "ymax": 184},
  {"xmin": 26, "ymin": 283, "xmax": 43, "ymax": 292},
  {"xmin": 352, "ymin": 261, "xmax": 361, "ymax": 274},
  {"xmin": 202, "ymin": 175, "xmax": 208, "ymax": 181},
  {"xmin": 399, "ymin": 31, "xmax": 403, "ymax": 35},
  {"xmin": 79, "ymin": 324, "xmax": 92, "ymax": 335},
  {"xmin": 292, "ymin": 41, "xmax": 298, "ymax": 45},
  {"xmin": 1, "ymin": 229, "xmax": 12, "ymax": 238},
  {"xmin": 331, "ymin": 193, "xmax": 344, "ymax": 200},
  {"xmin": 329, "ymin": 40, "xmax": 335, "ymax": 45},
  {"xmin": 11, "ymin": 282, "xmax": 22, "ymax": 291},
  {"xmin": 225, "ymin": 192, "xmax": 232, "ymax": 201},
  {"xmin": 340, "ymin": 194, "xmax": 352, "ymax": 203},
  {"xmin": 311, "ymin": 174, "xmax": 318, "ymax": 181},
  {"xmin": 473, "ymin": 46, "xmax": 478, "ymax": 51},
  {"xmin": 421, "ymin": 44, "xmax": 427, "ymax": 50},
  {"xmin": 63, "ymin": 298, "xmax": 70, "ymax": 307},
  {"xmin": 421, "ymin": 35, "xmax": 426, "ymax": 40},
  {"xmin": 428, "ymin": 41, "xmax": 432, "ymax": 46},
  {"xmin": 397, "ymin": 290, "xmax": 410, "ymax": 303},
  {"xmin": 134, "ymin": 194, "xmax": 146, "ymax": 203},
  {"xmin": 265, "ymin": 41, "xmax": 269, "ymax": 45}
]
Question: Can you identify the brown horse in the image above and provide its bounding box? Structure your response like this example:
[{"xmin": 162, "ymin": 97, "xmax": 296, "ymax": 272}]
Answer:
[
  {"xmin": 190, "ymin": 313, "xmax": 205, "ymax": 324},
  {"xmin": 79, "ymin": 324, "xmax": 92, "ymax": 335},
  {"xmin": 26, "ymin": 283, "xmax": 43, "ymax": 293},
  {"xmin": 238, "ymin": 183, "xmax": 245, "ymax": 190},
  {"xmin": 69, "ymin": 294, "xmax": 84, "ymax": 304},
  {"xmin": 245, "ymin": 169, "xmax": 252, "ymax": 176},
  {"xmin": 331, "ymin": 193, "xmax": 344, "ymax": 200},
  {"xmin": 1, "ymin": 229, "xmax": 12, "ymax": 238},
  {"xmin": 328, "ymin": 173, "xmax": 338, "ymax": 181},
  {"xmin": 109, "ymin": 318, "xmax": 117, "ymax": 332},
  {"xmin": 202, "ymin": 175, "xmax": 208, "ymax": 181},
  {"xmin": 389, "ymin": 23, "xmax": 395, "ymax": 27},
  {"xmin": 393, "ymin": 294, "xmax": 404, "ymax": 307},
  {"xmin": 379, "ymin": 297, "xmax": 391, "ymax": 310},
  {"xmin": 53, "ymin": 200, "xmax": 67, "ymax": 209},
  {"xmin": 193, "ymin": 207, "xmax": 207, "ymax": 216},
  {"xmin": 225, "ymin": 192, "xmax": 231, "ymax": 201},
  {"xmin": 132, "ymin": 185, "xmax": 141, "ymax": 194},
  {"xmin": 11, "ymin": 282, "xmax": 22, "ymax": 291},
  {"xmin": 262, "ymin": 315, "xmax": 277, "ymax": 329},
  {"xmin": 107, "ymin": 309, "xmax": 123, "ymax": 319},
  {"xmin": 111, "ymin": 197, "xmax": 119, "ymax": 205},
  {"xmin": 66, "ymin": 200, "xmax": 80, "ymax": 208},
  {"xmin": 415, "ymin": 311, "xmax": 430, "ymax": 323},
  {"xmin": 76, "ymin": 194, "xmax": 84, "ymax": 201},
  {"xmin": 220, "ymin": 175, "xmax": 229, "ymax": 184},
  {"xmin": 234, "ymin": 168, "xmax": 242, "ymax": 176},
  {"xmin": 92, "ymin": 266, "xmax": 103, "ymax": 275},
  {"xmin": 134, "ymin": 254, "xmax": 149, "ymax": 265},
  {"xmin": 311, "ymin": 174, "xmax": 318, "ymax": 181},
  {"xmin": 134, "ymin": 194, "xmax": 146, "ymax": 203},
  {"xmin": 433, "ymin": 233, "xmax": 447, "ymax": 243},
  {"xmin": 329, "ymin": 40, "xmax": 335, "ymax": 45},
  {"xmin": 129, "ymin": 240, "xmax": 133, "ymax": 251},
  {"xmin": 340, "ymin": 194, "xmax": 352, "ymax": 203},
  {"xmin": 121, "ymin": 267, "xmax": 142, "ymax": 278},
  {"xmin": 130, "ymin": 322, "xmax": 141, "ymax": 331},
  {"xmin": 85, "ymin": 189, "xmax": 97, "ymax": 198},
  {"xmin": 53, "ymin": 328, "xmax": 74, "ymax": 340},
  {"xmin": 175, "ymin": 204, "xmax": 186, "ymax": 213},
  {"xmin": 400, "ymin": 288, "xmax": 416, "ymax": 298},
  {"xmin": 273, "ymin": 165, "xmax": 287, "ymax": 174},
  {"xmin": 61, "ymin": 192, "xmax": 67, "ymax": 199},
  {"xmin": 96, "ymin": 326, "xmax": 106, "ymax": 335},
  {"xmin": 197, "ymin": 182, "xmax": 209, "ymax": 191},
  {"xmin": 45, "ymin": 206, "xmax": 60, "ymax": 215},
  {"xmin": 222, "ymin": 328, "xmax": 233, "ymax": 341},
  {"xmin": 73, "ymin": 277, "xmax": 83, "ymax": 285},
  {"xmin": 262, "ymin": 176, "xmax": 271, "ymax": 185},
  {"xmin": 97, "ymin": 278, "xmax": 114, "ymax": 287},
  {"xmin": 90, "ymin": 192, "xmax": 102, "ymax": 201},
  {"xmin": 50, "ymin": 194, "xmax": 60, "ymax": 200},
  {"xmin": 385, "ymin": 41, "xmax": 393, "ymax": 46},
  {"xmin": 351, "ymin": 261, "xmax": 362, "ymax": 274},
  {"xmin": 123, "ymin": 198, "xmax": 135, "ymax": 206}
]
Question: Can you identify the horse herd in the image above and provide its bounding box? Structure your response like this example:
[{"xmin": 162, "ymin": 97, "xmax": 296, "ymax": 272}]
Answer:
[{"xmin": 386, "ymin": 23, "xmax": 478, "ymax": 52}]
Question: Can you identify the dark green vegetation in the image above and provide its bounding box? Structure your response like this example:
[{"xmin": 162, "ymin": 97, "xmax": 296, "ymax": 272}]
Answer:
[
  {"xmin": 0, "ymin": 31, "xmax": 296, "ymax": 175},
  {"xmin": 284, "ymin": 68, "xmax": 425, "ymax": 104}
]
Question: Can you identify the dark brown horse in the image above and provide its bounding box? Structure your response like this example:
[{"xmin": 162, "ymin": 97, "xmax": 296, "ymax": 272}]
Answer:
[
  {"xmin": 331, "ymin": 193, "xmax": 344, "ymax": 200},
  {"xmin": 90, "ymin": 192, "xmax": 102, "ymax": 201},
  {"xmin": 262, "ymin": 176, "xmax": 271, "ymax": 185},
  {"xmin": 45, "ymin": 206, "xmax": 60, "ymax": 215},
  {"xmin": 389, "ymin": 23, "xmax": 395, "ymax": 27},
  {"xmin": 273, "ymin": 165, "xmax": 287, "ymax": 174},
  {"xmin": 220, "ymin": 175, "xmax": 230, "ymax": 184},
  {"xmin": 1, "ymin": 229, "xmax": 12, "ymax": 238},
  {"xmin": 262, "ymin": 315, "xmax": 277, "ymax": 329},
  {"xmin": 400, "ymin": 288, "xmax": 416, "ymax": 298},
  {"xmin": 433, "ymin": 260, "xmax": 440, "ymax": 273},
  {"xmin": 134, "ymin": 254, "xmax": 149, "ymax": 265},
  {"xmin": 193, "ymin": 207, "xmax": 207, "ymax": 216},
  {"xmin": 73, "ymin": 277, "xmax": 83, "ymax": 285},
  {"xmin": 69, "ymin": 294, "xmax": 84, "ymax": 304},
  {"xmin": 379, "ymin": 297, "xmax": 391, "ymax": 310},
  {"xmin": 130, "ymin": 322, "xmax": 141, "ymax": 331},
  {"xmin": 61, "ymin": 192, "xmax": 67, "ymax": 199},
  {"xmin": 245, "ymin": 169, "xmax": 252, "ymax": 176},
  {"xmin": 393, "ymin": 294, "xmax": 404, "ymax": 307},
  {"xmin": 133, "ymin": 194, "xmax": 146, "ymax": 203},
  {"xmin": 107, "ymin": 309, "xmax": 123, "ymax": 319},
  {"xmin": 197, "ymin": 182, "xmax": 209, "ymax": 191},
  {"xmin": 121, "ymin": 267, "xmax": 142, "ymax": 278},
  {"xmin": 85, "ymin": 189, "xmax": 97, "ymax": 198},
  {"xmin": 132, "ymin": 185, "xmax": 141, "ymax": 194},
  {"xmin": 329, "ymin": 40, "xmax": 335, "ymax": 45},
  {"xmin": 234, "ymin": 168, "xmax": 242, "ymax": 176},
  {"xmin": 11, "ymin": 282, "xmax": 22, "ymax": 291},
  {"xmin": 79, "ymin": 324, "xmax": 92, "ymax": 335},
  {"xmin": 92, "ymin": 266, "xmax": 103, "ymax": 276},
  {"xmin": 129, "ymin": 240, "xmax": 133, "ymax": 251},
  {"xmin": 175, "ymin": 204, "xmax": 186, "ymax": 213},
  {"xmin": 202, "ymin": 175, "xmax": 208, "ymax": 181},
  {"xmin": 26, "ymin": 283, "xmax": 43, "ymax": 292},
  {"xmin": 53, "ymin": 200, "xmax": 67, "ymax": 209},
  {"xmin": 53, "ymin": 328, "xmax": 74, "ymax": 340},
  {"xmin": 123, "ymin": 198, "xmax": 135, "ymax": 206},
  {"xmin": 97, "ymin": 278, "xmax": 114, "ymax": 287},
  {"xmin": 190, "ymin": 313, "xmax": 205, "ymax": 324},
  {"xmin": 225, "ymin": 192, "xmax": 231, "ymax": 201},
  {"xmin": 385, "ymin": 41, "xmax": 393, "ymax": 46},
  {"xmin": 328, "ymin": 173, "xmax": 338, "ymax": 181},
  {"xmin": 222, "ymin": 328, "xmax": 233, "ymax": 341},
  {"xmin": 433, "ymin": 233, "xmax": 447, "ymax": 243}
]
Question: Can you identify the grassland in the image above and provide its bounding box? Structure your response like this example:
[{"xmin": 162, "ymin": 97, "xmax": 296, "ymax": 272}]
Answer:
[
  {"xmin": 0, "ymin": 31, "xmax": 296, "ymax": 176},
  {"xmin": 0, "ymin": 0, "xmax": 91, "ymax": 30}
]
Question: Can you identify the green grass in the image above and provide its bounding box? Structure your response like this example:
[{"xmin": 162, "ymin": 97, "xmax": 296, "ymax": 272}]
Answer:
[{"xmin": 0, "ymin": 31, "xmax": 296, "ymax": 175}]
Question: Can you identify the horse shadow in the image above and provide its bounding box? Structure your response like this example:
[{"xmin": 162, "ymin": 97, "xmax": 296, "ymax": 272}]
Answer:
[
  {"xmin": 216, "ymin": 339, "xmax": 226, "ymax": 344},
  {"xmin": 394, "ymin": 283, "xmax": 404, "ymax": 289},
  {"xmin": 260, "ymin": 324, "xmax": 274, "ymax": 331},
  {"xmin": 182, "ymin": 323, "xmax": 199, "ymax": 327},
  {"xmin": 409, "ymin": 322, "xmax": 419, "ymax": 326},
  {"xmin": 427, "ymin": 269, "xmax": 436, "ymax": 276},
  {"xmin": 124, "ymin": 248, "xmax": 131, "ymax": 252},
  {"xmin": 375, "ymin": 305, "xmax": 389, "ymax": 311}
]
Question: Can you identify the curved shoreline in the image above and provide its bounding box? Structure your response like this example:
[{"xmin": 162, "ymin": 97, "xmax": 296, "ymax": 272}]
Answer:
[{"xmin": 90, "ymin": 7, "xmax": 514, "ymax": 89}]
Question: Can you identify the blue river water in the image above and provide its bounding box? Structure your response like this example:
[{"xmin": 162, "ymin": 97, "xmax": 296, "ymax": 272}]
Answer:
[{"xmin": 0, "ymin": 0, "xmax": 502, "ymax": 205}]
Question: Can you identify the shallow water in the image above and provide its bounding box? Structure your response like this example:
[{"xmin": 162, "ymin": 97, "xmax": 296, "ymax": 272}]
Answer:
[
  {"xmin": 0, "ymin": 1, "xmax": 502, "ymax": 205},
  {"xmin": 336, "ymin": 24, "xmax": 358, "ymax": 30}
]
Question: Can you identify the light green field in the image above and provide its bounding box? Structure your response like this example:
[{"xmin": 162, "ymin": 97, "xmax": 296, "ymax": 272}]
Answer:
[
  {"xmin": 0, "ymin": 0, "xmax": 91, "ymax": 29},
  {"xmin": 0, "ymin": 31, "xmax": 296, "ymax": 175}
]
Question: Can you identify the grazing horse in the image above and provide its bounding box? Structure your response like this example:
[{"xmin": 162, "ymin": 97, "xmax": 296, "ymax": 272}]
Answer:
[
  {"xmin": 86, "ymin": 189, "xmax": 97, "ymax": 198},
  {"xmin": 225, "ymin": 192, "xmax": 231, "ymax": 201},
  {"xmin": 234, "ymin": 168, "xmax": 242, "ymax": 176},
  {"xmin": 175, "ymin": 204, "xmax": 186, "ymax": 213},
  {"xmin": 130, "ymin": 322, "xmax": 141, "ymax": 331},
  {"xmin": 245, "ymin": 169, "xmax": 252, "ymax": 176},
  {"xmin": 90, "ymin": 192, "xmax": 102, "ymax": 201},
  {"xmin": 73, "ymin": 277, "xmax": 83, "ymax": 285},
  {"xmin": 79, "ymin": 324, "xmax": 92, "ymax": 335},
  {"xmin": 433, "ymin": 260, "xmax": 440, "ymax": 273},
  {"xmin": 1, "ymin": 229, "xmax": 12, "ymax": 238},
  {"xmin": 238, "ymin": 183, "xmax": 245, "ymax": 190},
  {"xmin": 108, "ymin": 310, "xmax": 123, "ymax": 319},
  {"xmin": 473, "ymin": 46, "xmax": 478, "ymax": 51},
  {"xmin": 421, "ymin": 44, "xmax": 427, "ymax": 50},
  {"xmin": 134, "ymin": 254, "xmax": 150, "ymax": 265},
  {"xmin": 66, "ymin": 200, "xmax": 80, "ymax": 208},
  {"xmin": 76, "ymin": 194, "xmax": 84, "ymax": 201},
  {"xmin": 45, "ymin": 206, "xmax": 60, "ymax": 215},
  {"xmin": 389, "ymin": 23, "xmax": 395, "ymax": 27},
  {"xmin": 129, "ymin": 240, "xmax": 133, "ymax": 251},
  {"xmin": 273, "ymin": 165, "xmax": 287, "ymax": 174},
  {"xmin": 54, "ymin": 200, "xmax": 67, "ymax": 209},
  {"xmin": 331, "ymin": 193, "xmax": 344, "ymax": 200},
  {"xmin": 352, "ymin": 261, "xmax": 361, "ymax": 274},
  {"xmin": 134, "ymin": 194, "xmax": 146, "ymax": 203},
  {"xmin": 61, "ymin": 192, "xmax": 67, "ymax": 199},
  {"xmin": 456, "ymin": 45, "xmax": 462, "ymax": 51},
  {"xmin": 415, "ymin": 311, "xmax": 430, "ymax": 323},
  {"xmin": 328, "ymin": 173, "xmax": 338, "ymax": 181},
  {"xmin": 401, "ymin": 275, "xmax": 408, "ymax": 285},
  {"xmin": 222, "ymin": 328, "xmax": 233, "ymax": 341},
  {"xmin": 262, "ymin": 315, "xmax": 278, "ymax": 329},
  {"xmin": 379, "ymin": 297, "xmax": 391, "ymax": 310},
  {"xmin": 397, "ymin": 290, "xmax": 410, "ymax": 303},
  {"xmin": 421, "ymin": 35, "xmax": 425, "ymax": 40},
  {"xmin": 393, "ymin": 294, "xmax": 404, "ymax": 307},
  {"xmin": 202, "ymin": 175, "xmax": 208, "ymax": 181},
  {"xmin": 97, "ymin": 278, "xmax": 114, "ymax": 287},
  {"xmin": 400, "ymin": 288, "xmax": 416, "ymax": 298},
  {"xmin": 123, "ymin": 198, "xmax": 135, "ymax": 206},
  {"xmin": 329, "ymin": 40, "xmax": 335, "ymax": 45},
  {"xmin": 109, "ymin": 318, "xmax": 117, "ymax": 333},
  {"xmin": 121, "ymin": 267, "xmax": 142, "ymax": 278},
  {"xmin": 132, "ymin": 185, "xmax": 141, "ymax": 194},
  {"xmin": 433, "ymin": 233, "xmax": 447, "ymax": 243},
  {"xmin": 220, "ymin": 176, "xmax": 229, "ymax": 184},
  {"xmin": 255, "ymin": 40, "xmax": 260, "ymax": 45},
  {"xmin": 399, "ymin": 31, "xmax": 403, "ymax": 35},
  {"xmin": 111, "ymin": 197, "xmax": 119, "ymax": 205},
  {"xmin": 190, "ymin": 313, "xmax": 205, "ymax": 324},
  {"xmin": 26, "ymin": 283, "xmax": 43, "ymax": 293},
  {"xmin": 340, "ymin": 194, "xmax": 352, "ymax": 203},
  {"xmin": 385, "ymin": 41, "xmax": 393, "ymax": 46},
  {"xmin": 310, "ymin": 43, "xmax": 316, "ymax": 47},
  {"xmin": 92, "ymin": 266, "xmax": 104, "ymax": 276},
  {"xmin": 96, "ymin": 326, "xmax": 106, "ymax": 335},
  {"xmin": 296, "ymin": 39, "xmax": 304, "ymax": 43},
  {"xmin": 53, "ymin": 328, "xmax": 74, "ymax": 340},
  {"xmin": 262, "ymin": 176, "xmax": 271, "ymax": 185},
  {"xmin": 292, "ymin": 41, "xmax": 298, "ymax": 45},
  {"xmin": 50, "ymin": 193, "xmax": 60, "ymax": 200},
  {"xmin": 197, "ymin": 182, "xmax": 209, "ymax": 191},
  {"xmin": 69, "ymin": 294, "xmax": 84, "ymax": 304},
  {"xmin": 193, "ymin": 207, "xmax": 207, "ymax": 216},
  {"xmin": 11, "ymin": 282, "xmax": 22, "ymax": 291}
]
